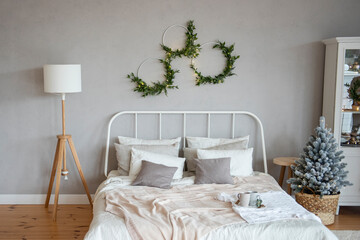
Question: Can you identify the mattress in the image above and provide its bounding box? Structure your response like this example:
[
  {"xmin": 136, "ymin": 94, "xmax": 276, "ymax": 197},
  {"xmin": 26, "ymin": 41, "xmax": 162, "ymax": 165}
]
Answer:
[{"xmin": 84, "ymin": 171, "xmax": 337, "ymax": 240}]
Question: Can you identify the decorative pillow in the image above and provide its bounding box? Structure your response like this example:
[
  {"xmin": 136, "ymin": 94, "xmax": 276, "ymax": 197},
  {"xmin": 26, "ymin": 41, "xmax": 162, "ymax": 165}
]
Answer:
[
  {"xmin": 114, "ymin": 143, "xmax": 179, "ymax": 175},
  {"xmin": 197, "ymin": 148, "xmax": 254, "ymax": 176},
  {"xmin": 129, "ymin": 148, "xmax": 185, "ymax": 179},
  {"xmin": 131, "ymin": 161, "xmax": 177, "ymax": 189},
  {"xmin": 118, "ymin": 136, "xmax": 181, "ymax": 148},
  {"xmin": 186, "ymin": 136, "xmax": 249, "ymax": 148},
  {"xmin": 193, "ymin": 158, "xmax": 233, "ymax": 184},
  {"xmin": 184, "ymin": 140, "xmax": 249, "ymax": 172}
]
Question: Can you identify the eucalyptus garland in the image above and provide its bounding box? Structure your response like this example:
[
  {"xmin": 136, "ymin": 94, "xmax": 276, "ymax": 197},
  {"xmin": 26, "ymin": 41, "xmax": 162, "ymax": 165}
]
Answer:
[
  {"xmin": 128, "ymin": 20, "xmax": 200, "ymax": 97},
  {"xmin": 127, "ymin": 72, "xmax": 178, "ymax": 97},
  {"xmin": 127, "ymin": 56, "xmax": 179, "ymax": 97},
  {"xmin": 128, "ymin": 20, "xmax": 240, "ymax": 97},
  {"xmin": 190, "ymin": 41, "xmax": 240, "ymax": 86},
  {"xmin": 161, "ymin": 20, "xmax": 201, "ymax": 59}
]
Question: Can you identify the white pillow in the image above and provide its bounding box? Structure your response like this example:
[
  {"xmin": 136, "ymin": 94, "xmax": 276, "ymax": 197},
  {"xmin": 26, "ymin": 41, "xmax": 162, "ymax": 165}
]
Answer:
[
  {"xmin": 186, "ymin": 136, "xmax": 249, "ymax": 148},
  {"xmin": 184, "ymin": 140, "xmax": 249, "ymax": 172},
  {"xmin": 197, "ymin": 148, "xmax": 253, "ymax": 176},
  {"xmin": 130, "ymin": 148, "xmax": 185, "ymax": 180},
  {"xmin": 114, "ymin": 143, "xmax": 180, "ymax": 175},
  {"xmin": 118, "ymin": 136, "xmax": 181, "ymax": 147}
]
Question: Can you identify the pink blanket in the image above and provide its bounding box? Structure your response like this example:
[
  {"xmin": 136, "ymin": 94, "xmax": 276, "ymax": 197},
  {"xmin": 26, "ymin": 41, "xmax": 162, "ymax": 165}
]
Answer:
[{"xmin": 105, "ymin": 174, "xmax": 282, "ymax": 240}]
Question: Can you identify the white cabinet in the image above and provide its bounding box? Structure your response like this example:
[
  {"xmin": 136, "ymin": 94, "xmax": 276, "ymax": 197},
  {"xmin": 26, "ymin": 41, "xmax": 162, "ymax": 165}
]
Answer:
[{"xmin": 322, "ymin": 37, "xmax": 360, "ymax": 206}]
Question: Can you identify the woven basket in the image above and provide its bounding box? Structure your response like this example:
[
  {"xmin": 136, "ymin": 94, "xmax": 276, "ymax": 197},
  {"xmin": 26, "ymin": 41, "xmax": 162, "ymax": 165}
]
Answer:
[{"xmin": 295, "ymin": 188, "xmax": 339, "ymax": 225}]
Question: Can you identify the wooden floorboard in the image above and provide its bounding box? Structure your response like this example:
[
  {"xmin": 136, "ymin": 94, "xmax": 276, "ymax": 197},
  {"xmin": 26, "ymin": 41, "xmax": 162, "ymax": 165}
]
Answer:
[
  {"xmin": 0, "ymin": 204, "xmax": 358, "ymax": 239},
  {"xmin": 0, "ymin": 205, "xmax": 92, "ymax": 240},
  {"xmin": 327, "ymin": 206, "xmax": 360, "ymax": 230}
]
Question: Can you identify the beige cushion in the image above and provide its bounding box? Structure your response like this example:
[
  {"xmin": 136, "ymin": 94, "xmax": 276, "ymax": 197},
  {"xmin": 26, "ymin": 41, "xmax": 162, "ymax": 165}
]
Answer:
[
  {"xmin": 186, "ymin": 136, "xmax": 249, "ymax": 148},
  {"xmin": 184, "ymin": 140, "xmax": 249, "ymax": 172},
  {"xmin": 197, "ymin": 148, "xmax": 254, "ymax": 176},
  {"xmin": 115, "ymin": 143, "xmax": 179, "ymax": 175},
  {"xmin": 118, "ymin": 136, "xmax": 181, "ymax": 146}
]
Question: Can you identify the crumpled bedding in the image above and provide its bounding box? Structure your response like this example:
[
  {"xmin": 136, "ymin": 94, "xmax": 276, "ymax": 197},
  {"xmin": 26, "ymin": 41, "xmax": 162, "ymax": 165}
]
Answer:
[{"xmin": 84, "ymin": 171, "xmax": 337, "ymax": 240}]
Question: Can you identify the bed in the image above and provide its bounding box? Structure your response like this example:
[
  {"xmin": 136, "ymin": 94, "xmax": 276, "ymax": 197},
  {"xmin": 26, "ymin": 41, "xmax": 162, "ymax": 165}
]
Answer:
[{"xmin": 84, "ymin": 111, "xmax": 337, "ymax": 240}]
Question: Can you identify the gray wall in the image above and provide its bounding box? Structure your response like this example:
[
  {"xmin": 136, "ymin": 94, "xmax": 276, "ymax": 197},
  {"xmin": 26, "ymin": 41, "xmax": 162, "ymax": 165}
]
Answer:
[{"xmin": 1, "ymin": 0, "xmax": 360, "ymax": 194}]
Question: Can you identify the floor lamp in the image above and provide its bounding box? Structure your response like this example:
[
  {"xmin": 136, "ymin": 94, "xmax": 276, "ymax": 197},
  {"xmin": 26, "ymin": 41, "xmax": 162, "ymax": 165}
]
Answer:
[{"xmin": 43, "ymin": 64, "xmax": 92, "ymax": 221}]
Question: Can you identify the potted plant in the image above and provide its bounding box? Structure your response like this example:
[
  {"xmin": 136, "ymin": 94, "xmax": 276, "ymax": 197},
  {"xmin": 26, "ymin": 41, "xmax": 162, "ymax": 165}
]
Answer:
[{"xmin": 288, "ymin": 116, "xmax": 352, "ymax": 225}]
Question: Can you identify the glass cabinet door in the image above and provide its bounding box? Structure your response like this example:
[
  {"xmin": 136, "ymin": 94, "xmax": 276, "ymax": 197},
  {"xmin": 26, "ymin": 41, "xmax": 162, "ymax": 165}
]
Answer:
[{"xmin": 341, "ymin": 49, "xmax": 360, "ymax": 146}]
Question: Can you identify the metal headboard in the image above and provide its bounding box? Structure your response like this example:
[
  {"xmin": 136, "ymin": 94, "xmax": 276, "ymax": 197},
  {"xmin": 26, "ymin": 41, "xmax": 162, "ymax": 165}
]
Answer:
[{"xmin": 104, "ymin": 111, "xmax": 267, "ymax": 176}]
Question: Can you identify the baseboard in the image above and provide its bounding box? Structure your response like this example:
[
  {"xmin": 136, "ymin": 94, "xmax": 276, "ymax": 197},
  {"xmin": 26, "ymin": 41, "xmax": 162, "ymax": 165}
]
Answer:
[{"xmin": 0, "ymin": 194, "xmax": 95, "ymax": 204}]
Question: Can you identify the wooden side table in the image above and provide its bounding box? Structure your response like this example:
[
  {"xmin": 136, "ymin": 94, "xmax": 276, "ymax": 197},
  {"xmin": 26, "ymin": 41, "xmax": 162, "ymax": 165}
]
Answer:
[{"xmin": 273, "ymin": 157, "xmax": 298, "ymax": 194}]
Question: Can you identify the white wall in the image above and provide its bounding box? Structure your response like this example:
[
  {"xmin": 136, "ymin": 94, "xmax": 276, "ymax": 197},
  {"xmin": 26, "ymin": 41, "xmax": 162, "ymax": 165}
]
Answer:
[{"xmin": 1, "ymin": 0, "xmax": 360, "ymax": 194}]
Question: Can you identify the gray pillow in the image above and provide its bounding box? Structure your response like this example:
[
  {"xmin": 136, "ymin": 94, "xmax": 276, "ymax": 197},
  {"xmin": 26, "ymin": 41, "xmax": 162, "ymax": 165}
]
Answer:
[
  {"xmin": 185, "ymin": 140, "xmax": 248, "ymax": 172},
  {"xmin": 115, "ymin": 143, "xmax": 179, "ymax": 175},
  {"xmin": 131, "ymin": 161, "xmax": 177, "ymax": 189},
  {"xmin": 194, "ymin": 157, "xmax": 233, "ymax": 184}
]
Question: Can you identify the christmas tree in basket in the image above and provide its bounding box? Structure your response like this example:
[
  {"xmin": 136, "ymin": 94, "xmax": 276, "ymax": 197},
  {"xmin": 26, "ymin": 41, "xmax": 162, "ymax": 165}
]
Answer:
[
  {"xmin": 288, "ymin": 116, "xmax": 352, "ymax": 225},
  {"xmin": 288, "ymin": 116, "xmax": 352, "ymax": 196}
]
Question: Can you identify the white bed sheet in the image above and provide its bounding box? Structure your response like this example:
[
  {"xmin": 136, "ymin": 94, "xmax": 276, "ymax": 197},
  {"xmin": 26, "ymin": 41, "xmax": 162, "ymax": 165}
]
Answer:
[{"xmin": 84, "ymin": 171, "xmax": 337, "ymax": 240}]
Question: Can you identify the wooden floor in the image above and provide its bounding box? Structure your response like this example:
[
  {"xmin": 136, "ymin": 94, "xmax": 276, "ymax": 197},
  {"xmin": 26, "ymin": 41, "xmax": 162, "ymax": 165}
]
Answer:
[
  {"xmin": 0, "ymin": 205, "xmax": 359, "ymax": 239},
  {"xmin": 0, "ymin": 205, "xmax": 92, "ymax": 240},
  {"xmin": 328, "ymin": 206, "xmax": 360, "ymax": 230}
]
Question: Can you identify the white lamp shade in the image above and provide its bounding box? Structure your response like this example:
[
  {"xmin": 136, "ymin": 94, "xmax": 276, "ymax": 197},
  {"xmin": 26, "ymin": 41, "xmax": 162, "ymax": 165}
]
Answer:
[{"xmin": 43, "ymin": 64, "xmax": 82, "ymax": 93}]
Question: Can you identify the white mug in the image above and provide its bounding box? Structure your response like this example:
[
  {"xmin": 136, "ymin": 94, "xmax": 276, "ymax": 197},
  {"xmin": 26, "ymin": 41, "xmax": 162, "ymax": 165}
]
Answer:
[{"xmin": 237, "ymin": 192, "xmax": 251, "ymax": 207}]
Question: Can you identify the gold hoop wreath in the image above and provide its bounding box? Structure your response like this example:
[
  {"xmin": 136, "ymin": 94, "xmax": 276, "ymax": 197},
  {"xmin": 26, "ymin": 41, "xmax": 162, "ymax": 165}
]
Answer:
[{"xmin": 127, "ymin": 20, "xmax": 240, "ymax": 97}]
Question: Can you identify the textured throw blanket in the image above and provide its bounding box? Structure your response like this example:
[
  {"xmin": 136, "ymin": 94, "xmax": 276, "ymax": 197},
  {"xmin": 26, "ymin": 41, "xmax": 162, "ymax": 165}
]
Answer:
[
  {"xmin": 231, "ymin": 191, "xmax": 321, "ymax": 224},
  {"xmin": 105, "ymin": 174, "xmax": 282, "ymax": 240}
]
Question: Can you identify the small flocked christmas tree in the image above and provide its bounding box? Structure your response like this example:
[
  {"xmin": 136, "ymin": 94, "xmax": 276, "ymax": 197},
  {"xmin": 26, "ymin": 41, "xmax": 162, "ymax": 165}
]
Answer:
[{"xmin": 288, "ymin": 116, "xmax": 352, "ymax": 196}]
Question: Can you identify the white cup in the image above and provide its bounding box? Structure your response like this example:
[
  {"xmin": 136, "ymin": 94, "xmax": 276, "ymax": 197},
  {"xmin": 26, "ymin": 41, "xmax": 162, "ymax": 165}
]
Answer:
[{"xmin": 237, "ymin": 192, "xmax": 251, "ymax": 207}]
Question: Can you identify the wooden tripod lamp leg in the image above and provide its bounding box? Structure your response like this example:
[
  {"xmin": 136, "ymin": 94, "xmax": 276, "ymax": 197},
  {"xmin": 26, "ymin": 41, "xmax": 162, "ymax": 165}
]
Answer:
[
  {"xmin": 45, "ymin": 140, "xmax": 60, "ymax": 208},
  {"xmin": 53, "ymin": 139, "xmax": 65, "ymax": 221},
  {"xmin": 67, "ymin": 137, "xmax": 93, "ymax": 207}
]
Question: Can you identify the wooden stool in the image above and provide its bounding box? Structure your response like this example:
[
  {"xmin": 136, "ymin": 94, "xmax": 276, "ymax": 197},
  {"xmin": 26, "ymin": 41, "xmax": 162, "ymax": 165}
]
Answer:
[{"xmin": 273, "ymin": 157, "xmax": 298, "ymax": 194}]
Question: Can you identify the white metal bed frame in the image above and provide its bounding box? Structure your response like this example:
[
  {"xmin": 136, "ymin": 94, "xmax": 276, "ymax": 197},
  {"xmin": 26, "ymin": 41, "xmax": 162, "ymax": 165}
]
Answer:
[{"xmin": 104, "ymin": 111, "xmax": 267, "ymax": 176}]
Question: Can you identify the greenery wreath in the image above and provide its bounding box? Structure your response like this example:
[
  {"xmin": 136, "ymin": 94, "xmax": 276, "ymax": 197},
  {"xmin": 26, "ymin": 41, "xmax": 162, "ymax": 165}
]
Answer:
[
  {"xmin": 127, "ymin": 21, "xmax": 200, "ymax": 97},
  {"xmin": 161, "ymin": 20, "xmax": 201, "ymax": 59},
  {"xmin": 190, "ymin": 41, "xmax": 240, "ymax": 86},
  {"xmin": 127, "ymin": 58, "xmax": 179, "ymax": 97},
  {"xmin": 345, "ymin": 76, "xmax": 360, "ymax": 104},
  {"xmin": 127, "ymin": 20, "xmax": 240, "ymax": 97}
]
